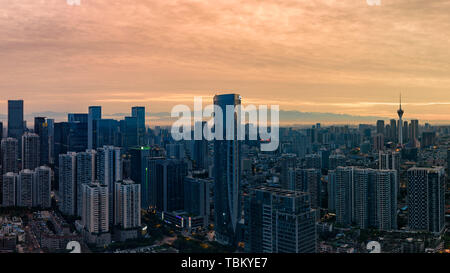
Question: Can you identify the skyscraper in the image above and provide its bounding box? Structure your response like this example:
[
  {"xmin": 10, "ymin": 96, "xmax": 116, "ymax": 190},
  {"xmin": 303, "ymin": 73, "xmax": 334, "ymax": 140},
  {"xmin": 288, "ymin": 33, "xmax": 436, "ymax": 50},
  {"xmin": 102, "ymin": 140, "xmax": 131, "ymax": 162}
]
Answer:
[
  {"xmin": 2, "ymin": 172, "xmax": 17, "ymax": 207},
  {"xmin": 410, "ymin": 119, "xmax": 419, "ymax": 145},
  {"xmin": 82, "ymin": 182, "xmax": 109, "ymax": 234},
  {"xmin": 332, "ymin": 167, "xmax": 397, "ymax": 230},
  {"xmin": 34, "ymin": 117, "xmax": 49, "ymax": 166},
  {"xmin": 129, "ymin": 147, "xmax": 149, "ymax": 209},
  {"xmin": 33, "ymin": 166, "xmax": 52, "ymax": 208},
  {"xmin": 184, "ymin": 177, "xmax": 211, "ymax": 223},
  {"xmin": 390, "ymin": 119, "xmax": 397, "ymax": 142},
  {"xmin": 47, "ymin": 118, "xmax": 55, "ymax": 164},
  {"xmin": 76, "ymin": 150, "xmax": 96, "ymax": 216},
  {"xmin": 1, "ymin": 138, "xmax": 18, "ymax": 174},
  {"xmin": 96, "ymin": 146, "xmax": 122, "ymax": 224},
  {"xmin": 88, "ymin": 106, "xmax": 102, "ymax": 150},
  {"xmin": 114, "ymin": 179, "xmax": 141, "ymax": 229},
  {"xmin": 376, "ymin": 120, "xmax": 385, "ymax": 136},
  {"xmin": 132, "ymin": 106, "xmax": 146, "ymax": 146},
  {"xmin": 193, "ymin": 121, "xmax": 209, "ymax": 171},
  {"xmin": 147, "ymin": 158, "xmax": 187, "ymax": 212},
  {"xmin": 17, "ymin": 169, "xmax": 34, "ymax": 207},
  {"xmin": 123, "ymin": 116, "xmax": 138, "ymax": 149},
  {"xmin": 244, "ymin": 186, "xmax": 317, "ymax": 253},
  {"xmin": 22, "ymin": 132, "xmax": 40, "ymax": 170},
  {"xmin": 59, "ymin": 152, "xmax": 77, "ymax": 216},
  {"xmin": 296, "ymin": 169, "xmax": 322, "ymax": 209},
  {"xmin": 7, "ymin": 100, "xmax": 24, "ymax": 156},
  {"xmin": 280, "ymin": 154, "xmax": 297, "ymax": 190},
  {"xmin": 213, "ymin": 94, "xmax": 242, "ymax": 245},
  {"xmin": 68, "ymin": 115, "xmax": 88, "ymax": 152},
  {"xmin": 407, "ymin": 167, "xmax": 445, "ymax": 234}
]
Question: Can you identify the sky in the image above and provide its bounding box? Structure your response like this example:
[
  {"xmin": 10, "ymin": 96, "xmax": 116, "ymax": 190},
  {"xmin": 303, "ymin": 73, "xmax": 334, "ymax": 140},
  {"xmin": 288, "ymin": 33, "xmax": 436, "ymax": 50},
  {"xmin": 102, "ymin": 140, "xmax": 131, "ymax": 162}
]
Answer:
[{"xmin": 1, "ymin": 0, "xmax": 450, "ymax": 125}]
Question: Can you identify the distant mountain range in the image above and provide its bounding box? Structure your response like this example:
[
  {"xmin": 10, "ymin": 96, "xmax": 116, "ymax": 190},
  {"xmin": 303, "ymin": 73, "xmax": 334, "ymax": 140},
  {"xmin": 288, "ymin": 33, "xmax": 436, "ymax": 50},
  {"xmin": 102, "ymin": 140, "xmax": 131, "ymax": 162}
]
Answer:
[{"xmin": 0, "ymin": 110, "xmax": 388, "ymax": 126}]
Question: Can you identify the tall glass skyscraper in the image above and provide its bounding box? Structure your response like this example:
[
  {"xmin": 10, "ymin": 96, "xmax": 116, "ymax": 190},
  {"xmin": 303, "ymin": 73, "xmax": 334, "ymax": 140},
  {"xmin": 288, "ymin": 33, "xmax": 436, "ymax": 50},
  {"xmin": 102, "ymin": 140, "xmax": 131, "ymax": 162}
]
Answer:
[
  {"xmin": 88, "ymin": 106, "xmax": 102, "ymax": 150},
  {"xmin": 7, "ymin": 100, "xmax": 24, "ymax": 158},
  {"xmin": 132, "ymin": 106, "xmax": 146, "ymax": 145},
  {"xmin": 213, "ymin": 94, "xmax": 242, "ymax": 245}
]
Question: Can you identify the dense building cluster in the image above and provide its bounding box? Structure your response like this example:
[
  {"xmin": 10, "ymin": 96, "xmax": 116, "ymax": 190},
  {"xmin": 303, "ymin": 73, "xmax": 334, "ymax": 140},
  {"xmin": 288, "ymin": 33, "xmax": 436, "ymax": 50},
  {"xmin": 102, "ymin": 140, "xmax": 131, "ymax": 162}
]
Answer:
[{"xmin": 0, "ymin": 95, "xmax": 449, "ymax": 253}]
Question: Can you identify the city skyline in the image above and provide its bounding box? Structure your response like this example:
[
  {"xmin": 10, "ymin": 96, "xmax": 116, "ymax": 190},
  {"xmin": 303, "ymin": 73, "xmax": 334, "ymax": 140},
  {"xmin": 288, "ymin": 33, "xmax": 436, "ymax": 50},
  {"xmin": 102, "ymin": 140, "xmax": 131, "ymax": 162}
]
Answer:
[
  {"xmin": 0, "ymin": 95, "xmax": 447, "ymax": 127},
  {"xmin": 2, "ymin": 1, "xmax": 450, "ymax": 123}
]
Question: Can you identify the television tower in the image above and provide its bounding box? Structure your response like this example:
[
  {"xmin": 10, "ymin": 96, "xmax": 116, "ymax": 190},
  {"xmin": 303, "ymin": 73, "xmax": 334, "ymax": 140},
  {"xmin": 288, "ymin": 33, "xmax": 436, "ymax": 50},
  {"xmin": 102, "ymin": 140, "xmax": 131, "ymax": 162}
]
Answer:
[{"xmin": 397, "ymin": 93, "xmax": 404, "ymax": 146}]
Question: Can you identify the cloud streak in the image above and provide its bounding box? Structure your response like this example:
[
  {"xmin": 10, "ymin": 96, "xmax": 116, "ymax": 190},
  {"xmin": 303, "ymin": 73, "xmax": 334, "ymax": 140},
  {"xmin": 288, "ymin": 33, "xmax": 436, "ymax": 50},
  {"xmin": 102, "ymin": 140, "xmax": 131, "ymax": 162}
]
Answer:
[{"xmin": 0, "ymin": 0, "xmax": 449, "ymax": 123}]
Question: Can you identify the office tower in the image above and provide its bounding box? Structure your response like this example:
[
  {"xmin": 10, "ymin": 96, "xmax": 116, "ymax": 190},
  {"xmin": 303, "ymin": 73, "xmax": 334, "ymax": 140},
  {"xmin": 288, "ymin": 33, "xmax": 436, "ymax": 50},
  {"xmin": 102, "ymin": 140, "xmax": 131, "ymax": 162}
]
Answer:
[
  {"xmin": 7, "ymin": 100, "xmax": 24, "ymax": 156},
  {"xmin": 410, "ymin": 120, "xmax": 419, "ymax": 144},
  {"xmin": 373, "ymin": 134, "xmax": 385, "ymax": 151},
  {"xmin": 213, "ymin": 94, "xmax": 242, "ymax": 245},
  {"xmin": 22, "ymin": 132, "xmax": 40, "ymax": 170},
  {"xmin": 403, "ymin": 120, "xmax": 409, "ymax": 144},
  {"xmin": 244, "ymin": 186, "xmax": 317, "ymax": 253},
  {"xmin": 2, "ymin": 173, "xmax": 17, "ymax": 207},
  {"xmin": 114, "ymin": 179, "xmax": 141, "ymax": 229},
  {"xmin": 147, "ymin": 158, "xmax": 187, "ymax": 212},
  {"xmin": 376, "ymin": 120, "xmax": 385, "ymax": 135},
  {"xmin": 166, "ymin": 143, "xmax": 185, "ymax": 160},
  {"xmin": 68, "ymin": 115, "xmax": 88, "ymax": 152},
  {"xmin": 59, "ymin": 152, "xmax": 77, "ymax": 216},
  {"xmin": 33, "ymin": 166, "xmax": 52, "ymax": 208},
  {"xmin": 328, "ymin": 154, "xmax": 346, "ymax": 170},
  {"xmin": 129, "ymin": 147, "xmax": 150, "ymax": 208},
  {"xmin": 0, "ymin": 121, "xmax": 3, "ymax": 139},
  {"xmin": 96, "ymin": 146, "xmax": 122, "ymax": 224},
  {"xmin": 407, "ymin": 167, "xmax": 445, "ymax": 234},
  {"xmin": 34, "ymin": 117, "xmax": 49, "ymax": 166},
  {"xmin": 184, "ymin": 177, "xmax": 211, "ymax": 221},
  {"xmin": 82, "ymin": 183, "xmax": 109, "ymax": 234},
  {"xmin": 193, "ymin": 121, "xmax": 209, "ymax": 171},
  {"xmin": 280, "ymin": 154, "xmax": 297, "ymax": 190},
  {"xmin": 390, "ymin": 119, "xmax": 397, "ymax": 142},
  {"xmin": 47, "ymin": 119, "xmax": 55, "ymax": 164},
  {"xmin": 76, "ymin": 150, "xmax": 96, "ymax": 217},
  {"xmin": 122, "ymin": 116, "xmax": 138, "ymax": 149},
  {"xmin": 397, "ymin": 95, "xmax": 404, "ymax": 146},
  {"xmin": 88, "ymin": 106, "xmax": 102, "ymax": 150},
  {"xmin": 132, "ymin": 106, "xmax": 146, "ymax": 146},
  {"xmin": 53, "ymin": 122, "xmax": 69, "ymax": 159},
  {"xmin": 95, "ymin": 119, "xmax": 120, "ymax": 147},
  {"xmin": 17, "ymin": 169, "xmax": 34, "ymax": 207},
  {"xmin": 305, "ymin": 154, "xmax": 321, "ymax": 169},
  {"xmin": 1, "ymin": 138, "xmax": 18, "ymax": 174}
]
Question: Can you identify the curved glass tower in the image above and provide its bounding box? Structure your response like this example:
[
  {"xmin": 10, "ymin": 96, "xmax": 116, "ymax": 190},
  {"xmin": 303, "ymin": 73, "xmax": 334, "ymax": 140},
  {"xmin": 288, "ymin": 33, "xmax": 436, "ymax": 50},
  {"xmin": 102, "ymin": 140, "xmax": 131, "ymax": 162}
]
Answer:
[{"xmin": 213, "ymin": 93, "xmax": 242, "ymax": 245}]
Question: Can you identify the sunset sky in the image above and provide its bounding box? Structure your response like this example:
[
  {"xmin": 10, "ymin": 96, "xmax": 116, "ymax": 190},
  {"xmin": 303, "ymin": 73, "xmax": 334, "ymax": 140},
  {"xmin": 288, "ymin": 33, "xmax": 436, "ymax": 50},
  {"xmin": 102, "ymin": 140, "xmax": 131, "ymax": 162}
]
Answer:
[{"xmin": 1, "ymin": 0, "xmax": 450, "ymax": 125}]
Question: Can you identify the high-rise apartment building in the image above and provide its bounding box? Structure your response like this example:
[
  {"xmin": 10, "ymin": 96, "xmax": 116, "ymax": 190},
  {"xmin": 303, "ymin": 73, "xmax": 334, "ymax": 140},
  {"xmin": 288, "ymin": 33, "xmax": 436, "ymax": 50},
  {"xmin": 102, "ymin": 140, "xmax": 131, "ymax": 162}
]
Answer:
[
  {"xmin": 114, "ymin": 179, "xmax": 141, "ymax": 229},
  {"xmin": 407, "ymin": 167, "xmax": 445, "ymax": 234},
  {"xmin": 59, "ymin": 152, "xmax": 77, "ymax": 216},
  {"xmin": 2, "ymin": 138, "xmax": 18, "ymax": 174},
  {"xmin": 22, "ymin": 132, "xmax": 40, "ymax": 170},
  {"xmin": 82, "ymin": 183, "xmax": 109, "ymax": 234}
]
